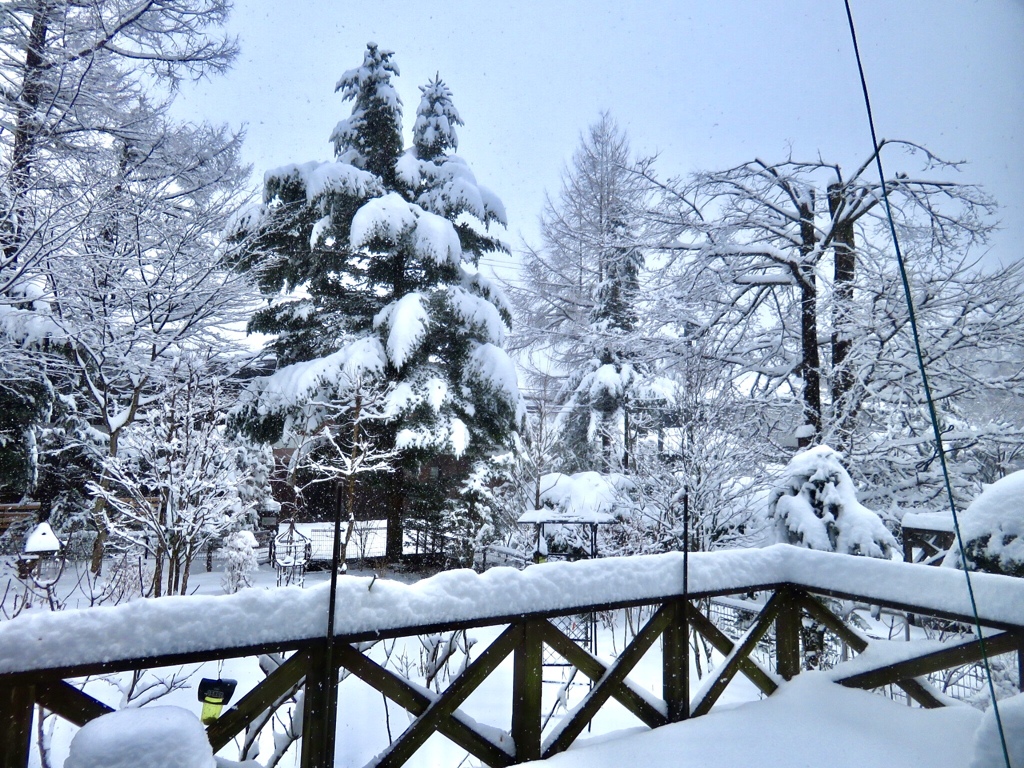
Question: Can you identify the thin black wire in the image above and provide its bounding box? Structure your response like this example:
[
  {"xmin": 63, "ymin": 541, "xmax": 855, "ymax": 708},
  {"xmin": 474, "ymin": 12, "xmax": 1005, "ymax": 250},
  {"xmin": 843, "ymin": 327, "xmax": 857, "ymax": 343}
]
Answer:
[{"xmin": 842, "ymin": 2, "xmax": 1011, "ymax": 764}]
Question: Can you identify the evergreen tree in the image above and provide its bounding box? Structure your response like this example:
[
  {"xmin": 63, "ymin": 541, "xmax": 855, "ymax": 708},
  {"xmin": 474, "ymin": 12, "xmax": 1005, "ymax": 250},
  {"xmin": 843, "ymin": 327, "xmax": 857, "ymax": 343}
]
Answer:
[{"xmin": 233, "ymin": 44, "xmax": 521, "ymax": 561}]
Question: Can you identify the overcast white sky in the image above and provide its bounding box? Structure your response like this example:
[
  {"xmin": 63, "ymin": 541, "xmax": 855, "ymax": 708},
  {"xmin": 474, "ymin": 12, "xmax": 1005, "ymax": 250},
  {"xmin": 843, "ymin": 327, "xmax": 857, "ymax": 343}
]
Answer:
[{"xmin": 177, "ymin": 0, "xmax": 1024, "ymax": 276}]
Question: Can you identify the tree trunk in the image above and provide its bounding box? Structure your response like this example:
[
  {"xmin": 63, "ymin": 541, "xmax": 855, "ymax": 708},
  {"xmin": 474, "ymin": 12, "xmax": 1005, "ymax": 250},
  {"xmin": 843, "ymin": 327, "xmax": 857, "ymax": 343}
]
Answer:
[
  {"xmin": 797, "ymin": 198, "xmax": 821, "ymax": 447},
  {"xmin": 152, "ymin": 543, "xmax": 164, "ymax": 598},
  {"xmin": 829, "ymin": 184, "xmax": 857, "ymax": 453},
  {"xmin": 385, "ymin": 483, "xmax": 405, "ymax": 563}
]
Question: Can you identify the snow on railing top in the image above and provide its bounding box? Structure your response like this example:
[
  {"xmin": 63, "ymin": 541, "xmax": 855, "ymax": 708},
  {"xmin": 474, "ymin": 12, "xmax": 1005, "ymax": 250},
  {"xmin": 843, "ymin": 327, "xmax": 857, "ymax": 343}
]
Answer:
[{"xmin": 1, "ymin": 545, "xmax": 1023, "ymax": 676}]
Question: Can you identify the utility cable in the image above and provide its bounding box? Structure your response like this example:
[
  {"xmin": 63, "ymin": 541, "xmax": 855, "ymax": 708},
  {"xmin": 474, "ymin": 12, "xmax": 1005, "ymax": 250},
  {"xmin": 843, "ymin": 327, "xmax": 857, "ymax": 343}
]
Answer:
[{"xmin": 842, "ymin": 2, "xmax": 1010, "ymax": 764}]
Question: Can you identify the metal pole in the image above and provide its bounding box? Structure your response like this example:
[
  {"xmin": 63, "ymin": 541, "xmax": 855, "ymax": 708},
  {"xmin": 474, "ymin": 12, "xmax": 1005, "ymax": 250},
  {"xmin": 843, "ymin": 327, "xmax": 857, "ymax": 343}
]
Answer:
[
  {"xmin": 682, "ymin": 485, "xmax": 689, "ymax": 601},
  {"xmin": 321, "ymin": 481, "xmax": 345, "ymax": 762}
]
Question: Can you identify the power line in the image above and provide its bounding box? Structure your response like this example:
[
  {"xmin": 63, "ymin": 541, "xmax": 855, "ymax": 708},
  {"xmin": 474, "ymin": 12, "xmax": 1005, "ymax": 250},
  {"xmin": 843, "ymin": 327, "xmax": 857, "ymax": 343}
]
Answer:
[{"xmin": 842, "ymin": 2, "xmax": 1011, "ymax": 764}]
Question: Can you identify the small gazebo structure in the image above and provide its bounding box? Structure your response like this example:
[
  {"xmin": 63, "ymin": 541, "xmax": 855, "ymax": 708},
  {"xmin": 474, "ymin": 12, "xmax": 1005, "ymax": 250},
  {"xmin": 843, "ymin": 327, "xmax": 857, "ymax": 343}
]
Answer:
[
  {"xmin": 517, "ymin": 496, "xmax": 621, "ymax": 719},
  {"xmin": 517, "ymin": 507, "xmax": 618, "ymax": 562}
]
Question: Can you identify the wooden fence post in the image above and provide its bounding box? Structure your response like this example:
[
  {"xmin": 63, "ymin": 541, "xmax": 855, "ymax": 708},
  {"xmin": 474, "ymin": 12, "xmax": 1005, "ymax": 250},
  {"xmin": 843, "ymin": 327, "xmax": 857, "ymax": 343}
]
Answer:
[
  {"xmin": 0, "ymin": 685, "xmax": 33, "ymax": 768},
  {"xmin": 511, "ymin": 620, "xmax": 543, "ymax": 762},
  {"xmin": 662, "ymin": 599, "xmax": 689, "ymax": 722},
  {"xmin": 774, "ymin": 588, "xmax": 801, "ymax": 681},
  {"xmin": 300, "ymin": 642, "xmax": 338, "ymax": 768}
]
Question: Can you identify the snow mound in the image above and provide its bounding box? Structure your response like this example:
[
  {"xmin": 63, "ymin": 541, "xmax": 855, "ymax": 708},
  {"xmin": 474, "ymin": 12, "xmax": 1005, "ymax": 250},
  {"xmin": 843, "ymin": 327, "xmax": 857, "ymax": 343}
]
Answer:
[
  {"xmin": 64, "ymin": 706, "xmax": 215, "ymax": 768},
  {"xmin": 525, "ymin": 673, "xmax": 980, "ymax": 768},
  {"xmin": 969, "ymin": 692, "xmax": 1024, "ymax": 768}
]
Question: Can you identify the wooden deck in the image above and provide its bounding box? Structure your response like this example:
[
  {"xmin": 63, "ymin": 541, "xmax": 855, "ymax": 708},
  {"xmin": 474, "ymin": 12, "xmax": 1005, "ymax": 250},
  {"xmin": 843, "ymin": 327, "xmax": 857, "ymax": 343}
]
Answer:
[{"xmin": 1, "ymin": 548, "xmax": 1021, "ymax": 768}]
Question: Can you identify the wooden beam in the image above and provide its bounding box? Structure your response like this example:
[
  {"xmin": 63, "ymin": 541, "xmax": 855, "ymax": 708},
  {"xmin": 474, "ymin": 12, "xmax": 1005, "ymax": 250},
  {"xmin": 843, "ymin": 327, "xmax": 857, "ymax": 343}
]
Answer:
[
  {"xmin": 372, "ymin": 624, "xmax": 521, "ymax": 768},
  {"xmin": 690, "ymin": 592, "xmax": 786, "ymax": 717},
  {"xmin": 796, "ymin": 592, "xmax": 982, "ymax": 708},
  {"xmin": 34, "ymin": 681, "xmax": 112, "ymax": 726},
  {"xmin": 538, "ymin": 618, "xmax": 667, "ymax": 728},
  {"xmin": 207, "ymin": 650, "xmax": 308, "ymax": 751},
  {"xmin": 0, "ymin": 685, "xmax": 33, "ymax": 768},
  {"xmin": 662, "ymin": 599, "xmax": 689, "ymax": 722},
  {"xmin": 512, "ymin": 620, "xmax": 544, "ymax": 763},
  {"xmin": 300, "ymin": 643, "xmax": 335, "ymax": 768},
  {"xmin": 687, "ymin": 604, "xmax": 777, "ymax": 696},
  {"xmin": 774, "ymin": 588, "xmax": 802, "ymax": 680},
  {"xmin": 333, "ymin": 640, "xmax": 515, "ymax": 767},
  {"xmin": 833, "ymin": 631, "xmax": 1020, "ymax": 693},
  {"xmin": 542, "ymin": 604, "xmax": 672, "ymax": 758}
]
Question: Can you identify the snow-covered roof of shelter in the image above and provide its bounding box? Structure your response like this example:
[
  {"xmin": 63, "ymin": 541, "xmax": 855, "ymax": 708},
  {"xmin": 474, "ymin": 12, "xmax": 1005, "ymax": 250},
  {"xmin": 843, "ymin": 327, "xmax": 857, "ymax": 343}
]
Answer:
[
  {"xmin": 520, "ymin": 471, "xmax": 634, "ymax": 525},
  {"xmin": 2, "ymin": 546, "xmax": 1024, "ymax": 676},
  {"xmin": 23, "ymin": 522, "xmax": 62, "ymax": 554},
  {"xmin": 517, "ymin": 509, "xmax": 618, "ymax": 525},
  {"xmin": 901, "ymin": 510, "xmax": 955, "ymax": 533}
]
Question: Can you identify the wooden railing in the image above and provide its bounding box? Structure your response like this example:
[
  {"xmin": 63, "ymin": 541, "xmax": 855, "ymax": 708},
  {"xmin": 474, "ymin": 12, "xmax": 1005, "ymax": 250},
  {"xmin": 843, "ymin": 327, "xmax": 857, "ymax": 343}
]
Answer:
[{"xmin": 1, "ymin": 546, "xmax": 1022, "ymax": 768}]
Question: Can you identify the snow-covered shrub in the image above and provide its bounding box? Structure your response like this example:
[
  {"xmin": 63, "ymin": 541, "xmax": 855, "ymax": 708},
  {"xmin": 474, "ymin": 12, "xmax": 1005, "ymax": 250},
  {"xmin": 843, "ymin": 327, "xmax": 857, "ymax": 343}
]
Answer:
[
  {"xmin": 769, "ymin": 445, "xmax": 896, "ymax": 558},
  {"xmin": 221, "ymin": 530, "xmax": 259, "ymax": 594},
  {"xmin": 946, "ymin": 469, "xmax": 1024, "ymax": 577},
  {"xmin": 65, "ymin": 706, "xmax": 215, "ymax": 768}
]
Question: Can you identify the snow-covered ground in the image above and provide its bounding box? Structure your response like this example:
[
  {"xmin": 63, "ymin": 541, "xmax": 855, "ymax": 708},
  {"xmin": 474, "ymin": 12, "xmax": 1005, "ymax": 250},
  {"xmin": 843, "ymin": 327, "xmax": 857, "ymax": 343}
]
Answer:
[{"xmin": 527, "ymin": 673, "xmax": 983, "ymax": 768}]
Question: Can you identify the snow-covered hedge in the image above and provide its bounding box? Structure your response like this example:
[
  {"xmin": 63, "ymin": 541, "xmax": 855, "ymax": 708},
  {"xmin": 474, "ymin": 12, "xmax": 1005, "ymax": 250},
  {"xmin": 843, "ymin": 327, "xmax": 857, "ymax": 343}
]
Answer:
[{"xmin": 946, "ymin": 469, "xmax": 1024, "ymax": 577}]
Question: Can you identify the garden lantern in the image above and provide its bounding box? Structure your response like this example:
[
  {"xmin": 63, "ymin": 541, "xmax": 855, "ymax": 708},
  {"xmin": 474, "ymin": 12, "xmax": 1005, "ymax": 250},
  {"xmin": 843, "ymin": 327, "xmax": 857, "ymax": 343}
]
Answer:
[{"xmin": 197, "ymin": 677, "xmax": 237, "ymax": 724}]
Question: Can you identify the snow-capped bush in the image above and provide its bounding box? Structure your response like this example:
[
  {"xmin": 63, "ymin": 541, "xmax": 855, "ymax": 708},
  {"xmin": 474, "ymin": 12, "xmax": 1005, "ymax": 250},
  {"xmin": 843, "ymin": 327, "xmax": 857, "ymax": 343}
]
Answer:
[
  {"xmin": 946, "ymin": 469, "xmax": 1024, "ymax": 577},
  {"xmin": 769, "ymin": 445, "xmax": 895, "ymax": 558},
  {"xmin": 221, "ymin": 530, "xmax": 259, "ymax": 594}
]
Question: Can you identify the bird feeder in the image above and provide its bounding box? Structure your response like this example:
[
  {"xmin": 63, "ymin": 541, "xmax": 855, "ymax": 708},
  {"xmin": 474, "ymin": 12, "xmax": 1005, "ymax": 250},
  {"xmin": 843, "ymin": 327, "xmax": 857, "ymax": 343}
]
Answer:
[
  {"xmin": 19, "ymin": 522, "xmax": 65, "ymax": 588},
  {"xmin": 274, "ymin": 520, "xmax": 312, "ymax": 587},
  {"xmin": 197, "ymin": 678, "xmax": 237, "ymax": 725}
]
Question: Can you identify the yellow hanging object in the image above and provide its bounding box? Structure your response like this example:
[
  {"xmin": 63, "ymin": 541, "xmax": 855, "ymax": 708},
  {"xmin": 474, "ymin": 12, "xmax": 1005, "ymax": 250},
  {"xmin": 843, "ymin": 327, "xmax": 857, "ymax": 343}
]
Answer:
[
  {"xmin": 200, "ymin": 697, "xmax": 225, "ymax": 725},
  {"xmin": 197, "ymin": 678, "xmax": 237, "ymax": 725}
]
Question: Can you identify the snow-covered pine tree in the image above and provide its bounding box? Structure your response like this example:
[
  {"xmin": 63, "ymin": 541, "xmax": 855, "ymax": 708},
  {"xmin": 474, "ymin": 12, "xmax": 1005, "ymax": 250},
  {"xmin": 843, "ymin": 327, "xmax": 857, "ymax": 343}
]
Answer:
[
  {"xmin": 232, "ymin": 44, "xmax": 521, "ymax": 562},
  {"xmin": 769, "ymin": 445, "xmax": 896, "ymax": 558}
]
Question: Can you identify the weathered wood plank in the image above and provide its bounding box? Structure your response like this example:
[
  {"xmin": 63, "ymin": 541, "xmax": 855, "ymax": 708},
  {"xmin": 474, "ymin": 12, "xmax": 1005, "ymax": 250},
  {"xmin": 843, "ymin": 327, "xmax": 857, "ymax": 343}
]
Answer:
[
  {"xmin": 34, "ymin": 681, "xmax": 113, "ymax": 726},
  {"xmin": 207, "ymin": 650, "xmax": 309, "ymax": 751},
  {"xmin": 538, "ymin": 619, "xmax": 667, "ymax": 729},
  {"xmin": 334, "ymin": 639, "xmax": 515, "ymax": 767},
  {"xmin": 688, "ymin": 604, "xmax": 777, "ymax": 696},
  {"xmin": 690, "ymin": 592, "xmax": 786, "ymax": 717},
  {"xmin": 793, "ymin": 592, "xmax": 942, "ymax": 707},
  {"xmin": 542, "ymin": 604, "xmax": 672, "ymax": 759},
  {"xmin": 833, "ymin": 630, "xmax": 1020, "ymax": 692},
  {"xmin": 300, "ymin": 643, "xmax": 335, "ymax": 768}
]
